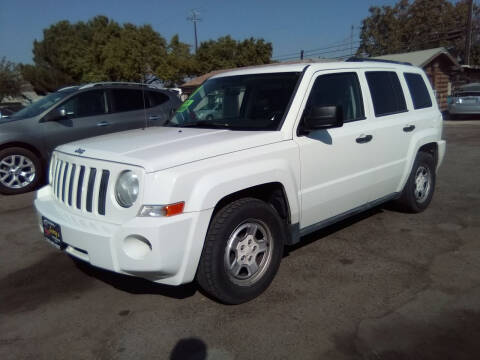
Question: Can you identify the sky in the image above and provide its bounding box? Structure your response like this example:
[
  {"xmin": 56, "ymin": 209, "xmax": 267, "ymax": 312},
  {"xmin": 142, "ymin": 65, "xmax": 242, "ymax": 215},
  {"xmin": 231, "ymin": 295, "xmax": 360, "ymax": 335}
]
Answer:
[{"xmin": 0, "ymin": 0, "xmax": 399, "ymax": 64}]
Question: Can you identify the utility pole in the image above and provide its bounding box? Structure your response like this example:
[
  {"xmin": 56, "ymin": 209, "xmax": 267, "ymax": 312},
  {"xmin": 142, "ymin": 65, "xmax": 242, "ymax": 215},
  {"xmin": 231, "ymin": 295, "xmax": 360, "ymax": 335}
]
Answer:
[
  {"xmin": 465, "ymin": 0, "xmax": 474, "ymax": 65},
  {"xmin": 187, "ymin": 10, "xmax": 201, "ymax": 53}
]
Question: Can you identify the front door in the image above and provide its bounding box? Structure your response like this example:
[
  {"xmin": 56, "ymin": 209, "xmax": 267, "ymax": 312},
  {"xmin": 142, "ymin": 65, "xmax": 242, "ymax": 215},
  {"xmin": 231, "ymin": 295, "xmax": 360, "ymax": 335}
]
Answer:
[
  {"xmin": 295, "ymin": 70, "xmax": 376, "ymax": 229},
  {"xmin": 41, "ymin": 89, "xmax": 115, "ymax": 157}
]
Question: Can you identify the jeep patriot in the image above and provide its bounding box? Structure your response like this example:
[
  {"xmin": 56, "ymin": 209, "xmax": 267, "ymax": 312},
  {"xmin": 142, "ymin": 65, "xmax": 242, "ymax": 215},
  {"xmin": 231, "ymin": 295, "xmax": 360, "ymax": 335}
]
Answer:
[{"xmin": 35, "ymin": 60, "xmax": 446, "ymax": 304}]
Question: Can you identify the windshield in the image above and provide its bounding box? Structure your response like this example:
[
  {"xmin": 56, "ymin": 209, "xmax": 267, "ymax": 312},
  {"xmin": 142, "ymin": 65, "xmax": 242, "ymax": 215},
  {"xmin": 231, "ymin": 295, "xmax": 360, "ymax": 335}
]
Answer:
[
  {"xmin": 169, "ymin": 72, "xmax": 300, "ymax": 130},
  {"xmin": 10, "ymin": 89, "xmax": 77, "ymax": 120}
]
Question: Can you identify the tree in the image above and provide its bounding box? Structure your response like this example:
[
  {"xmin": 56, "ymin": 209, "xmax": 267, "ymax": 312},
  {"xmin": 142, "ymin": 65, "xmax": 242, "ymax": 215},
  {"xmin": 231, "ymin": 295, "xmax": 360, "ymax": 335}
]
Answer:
[
  {"xmin": 0, "ymin": 57, "xmax": 22, "ymax": 102},
  {"xmin": 160, "ymin": 35, "xmax": 197, "ymax": 87},
  {"xmin": 194, "ymin": 36, "xmax": 272, "ymax": 74},
  {"xmin": 22, "ymin": 16, "xmax": 274, "ymax": 92},
  {"xmin": 357, "ymin": 0, "xmax": 480, "ymax": 65},
  {"xmin": 21, "ymin": 16, "xmax": 190, "ymax": 92}
]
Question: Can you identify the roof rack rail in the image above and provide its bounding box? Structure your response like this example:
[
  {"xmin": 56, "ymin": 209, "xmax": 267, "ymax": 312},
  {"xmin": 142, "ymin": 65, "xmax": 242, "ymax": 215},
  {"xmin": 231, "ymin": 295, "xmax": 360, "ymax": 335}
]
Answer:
[
  {"xmin": 58, "ymin": 85, "xmax": 80, "ymax": 91},
  {"xmin": 78, "ymin": 82, "xmax": 157, "ymax": 90},
  {"xmin": 345, "ymin": 57, "xmax": 413, "ymax": 66}
]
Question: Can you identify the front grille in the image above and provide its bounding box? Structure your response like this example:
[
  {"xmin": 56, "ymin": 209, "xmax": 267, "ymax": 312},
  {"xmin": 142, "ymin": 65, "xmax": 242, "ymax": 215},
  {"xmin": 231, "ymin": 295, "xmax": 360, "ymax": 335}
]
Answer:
[{"xmin": 50, "ymin": 155, "xmax": 110, "ymax": 216}]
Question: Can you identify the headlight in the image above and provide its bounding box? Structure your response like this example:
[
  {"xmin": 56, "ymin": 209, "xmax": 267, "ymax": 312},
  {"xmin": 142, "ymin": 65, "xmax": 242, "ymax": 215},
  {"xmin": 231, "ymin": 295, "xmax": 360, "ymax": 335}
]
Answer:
[{"xmin": 115, "ymin": 171, "xmax": 139, "ymax": 208}]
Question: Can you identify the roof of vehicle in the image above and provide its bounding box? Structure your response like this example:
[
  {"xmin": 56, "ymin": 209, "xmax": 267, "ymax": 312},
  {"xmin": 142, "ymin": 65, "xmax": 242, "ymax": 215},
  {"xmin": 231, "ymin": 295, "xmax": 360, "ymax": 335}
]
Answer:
[
  {"xmin": 58, "ymin": 82, "xmax": 177, "ymax": 93},
  {"xmin": 210, "ymin": 60, "xmax": 421, "ymax": 79},
  {"xmin": 457, "ymin": 82, "xmax": 480, "ymax": 92}
]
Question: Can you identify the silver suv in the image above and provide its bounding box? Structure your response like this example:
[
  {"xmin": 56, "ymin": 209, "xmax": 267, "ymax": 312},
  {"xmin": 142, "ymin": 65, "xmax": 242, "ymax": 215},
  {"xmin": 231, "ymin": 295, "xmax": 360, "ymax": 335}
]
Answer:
[{"xmin": 0, "ymin": 83, "xmax": 181, "ymax": 195}]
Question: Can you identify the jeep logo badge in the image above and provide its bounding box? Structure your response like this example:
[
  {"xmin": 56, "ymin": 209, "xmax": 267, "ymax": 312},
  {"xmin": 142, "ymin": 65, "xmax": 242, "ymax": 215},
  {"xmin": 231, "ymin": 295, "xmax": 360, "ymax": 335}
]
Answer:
[{"xmin": 75, "ymin": 148, "xmax": 85, "ymax": 154}]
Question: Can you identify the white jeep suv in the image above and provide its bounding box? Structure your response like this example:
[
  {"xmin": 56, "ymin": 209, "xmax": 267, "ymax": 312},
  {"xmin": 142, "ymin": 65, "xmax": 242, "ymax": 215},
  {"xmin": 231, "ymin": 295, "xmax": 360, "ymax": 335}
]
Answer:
[{"xmin": 35, "ymin": 60, "xmax": 446, "ymax": 304}]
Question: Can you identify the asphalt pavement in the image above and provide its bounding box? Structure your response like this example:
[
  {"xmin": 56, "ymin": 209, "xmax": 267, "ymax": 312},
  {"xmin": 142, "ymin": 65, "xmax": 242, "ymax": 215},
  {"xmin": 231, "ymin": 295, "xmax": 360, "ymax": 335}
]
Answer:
[{"xmin": 1, "ymin": 123, "xmax": 479, "ymax": 360}]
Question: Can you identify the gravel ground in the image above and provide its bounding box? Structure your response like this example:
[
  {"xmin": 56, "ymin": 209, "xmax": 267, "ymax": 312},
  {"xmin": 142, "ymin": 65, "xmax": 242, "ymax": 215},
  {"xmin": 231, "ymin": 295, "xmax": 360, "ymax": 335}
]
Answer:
[{"xmin": 1, "ymin": 123, "xmax": 479, "ymax": 360}]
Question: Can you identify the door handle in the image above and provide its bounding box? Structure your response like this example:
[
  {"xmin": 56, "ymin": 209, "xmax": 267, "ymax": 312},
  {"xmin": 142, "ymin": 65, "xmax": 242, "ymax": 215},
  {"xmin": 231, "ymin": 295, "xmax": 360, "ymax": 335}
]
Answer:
[
  {"xmin": 149, "ymin": 115, "xmax": 162, "ymax": 121},
  {"xmin": 356, "ymin": 134, "xmax": 373, "ymax": 144},
  {"xmin": 96, "ymin": 121, "xmax": 110, "ymax": 127},
  {"xmin": 403, "ymin": 125, "xmax": 415, "ymax": 132}
]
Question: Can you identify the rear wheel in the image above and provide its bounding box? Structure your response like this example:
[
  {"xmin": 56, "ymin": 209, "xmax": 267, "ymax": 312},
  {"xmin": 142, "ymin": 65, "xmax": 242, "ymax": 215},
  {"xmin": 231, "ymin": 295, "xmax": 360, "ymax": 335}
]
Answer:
[
  {"xmin": 396, "ymin": 151, "xmax": 436, "ymax": 213},
  {"xmin": 197, "ymin": 198, "xmax": 285, "ymax": 304},
  {"xmin": 0, "ymin": 147, "xmax": 42, "ymax": 195}
]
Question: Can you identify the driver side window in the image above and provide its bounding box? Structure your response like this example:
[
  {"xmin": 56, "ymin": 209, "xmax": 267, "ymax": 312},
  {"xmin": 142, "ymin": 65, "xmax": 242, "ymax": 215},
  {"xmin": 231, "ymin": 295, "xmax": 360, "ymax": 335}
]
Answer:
[
  {"xmin": 60, "ymin": 90, "xmax": 107, "ymax": 118},
  {"xmin": 307, "ymin": 72, "xmax": 365, "ymax": 123}
]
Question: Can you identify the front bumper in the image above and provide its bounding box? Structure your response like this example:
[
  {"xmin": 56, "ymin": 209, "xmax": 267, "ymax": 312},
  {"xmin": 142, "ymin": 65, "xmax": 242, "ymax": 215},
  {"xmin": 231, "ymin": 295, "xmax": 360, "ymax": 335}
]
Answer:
[{"xmin": 34, "ymin": 186, "xmax": 213, "ymax": 285}]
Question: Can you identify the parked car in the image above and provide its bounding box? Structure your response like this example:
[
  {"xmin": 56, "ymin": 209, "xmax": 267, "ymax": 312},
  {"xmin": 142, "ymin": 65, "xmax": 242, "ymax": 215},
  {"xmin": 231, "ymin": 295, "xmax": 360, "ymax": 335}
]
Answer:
[
  {"xmin": 35, "ymin": 60, "xmax": 445, "ymax": 304},
  {"xmin": 0, "ymin": 82, "xmax": 181, "ymax": 195},
  {"xmin": 447, "ymin": 82, "xmax": 480, "ymax": 119},
  {"xmin": 196, "ymin": 102, "xmax": 223, "ymax": 120}
]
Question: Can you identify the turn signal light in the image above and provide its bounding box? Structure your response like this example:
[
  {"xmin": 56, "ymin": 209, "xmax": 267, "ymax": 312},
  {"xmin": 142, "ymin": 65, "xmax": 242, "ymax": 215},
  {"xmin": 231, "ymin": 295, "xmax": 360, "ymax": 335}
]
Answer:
[
  {"xmin": 164, "ymin": 202, "xmax": 185, "ymax": 217},
  {"xmin": 138, "ymin": 202, "xmax": 185, "ymax": 217}
]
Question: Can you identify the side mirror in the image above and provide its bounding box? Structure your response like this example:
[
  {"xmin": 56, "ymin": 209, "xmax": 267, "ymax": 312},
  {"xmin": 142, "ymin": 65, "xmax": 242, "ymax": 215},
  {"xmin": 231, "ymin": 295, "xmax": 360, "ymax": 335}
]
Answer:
[
  {"xmin": 44, "ymin": 108, "xmax": 68, "ymax": 122},
  {"xmin": 302, "ymin": 105, "xmax": 343, "ymax": 132}
]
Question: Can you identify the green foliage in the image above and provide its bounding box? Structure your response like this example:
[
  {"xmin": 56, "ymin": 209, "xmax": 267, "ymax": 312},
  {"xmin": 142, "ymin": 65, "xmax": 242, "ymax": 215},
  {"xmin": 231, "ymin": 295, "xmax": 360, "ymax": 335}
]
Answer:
[
  {"xmin": 21, "ymin": 16, "xmax": 273, "ymax": 92},
  {"xmin": 357, "ymin": 0, "xmax": 480, "ymax": 65},
  {"xmin": 0, "ymin": 57, "xmax": 22, "ymax": 102},
  {"xmin": 21, "ymin": 16, "xmax": 173, "ymax": 92},
  {"xmin": 195, "ymin": 36, "xmax": 273, "ymax": 74}
]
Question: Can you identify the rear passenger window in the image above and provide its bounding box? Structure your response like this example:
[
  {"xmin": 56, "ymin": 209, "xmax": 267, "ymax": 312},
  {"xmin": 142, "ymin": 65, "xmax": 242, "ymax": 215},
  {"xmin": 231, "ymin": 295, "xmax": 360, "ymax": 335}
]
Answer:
[
  {"xmin": 148, "ymin": 91, "xmax": 169, "ymax": 107},
  {"xmin": 307, "ymin": 72, "xmax": 365, "ymax": 122},
  {"xmin": 111, "ymin": 89, "xmax": 145, "ymax": 112},
  {"xmin": 404, "ymin": 73, "xmax": 432, "ymax": 109},
  {"xmin": 366, "ymin": 71, "xmax": 407, "ymax": 117}
]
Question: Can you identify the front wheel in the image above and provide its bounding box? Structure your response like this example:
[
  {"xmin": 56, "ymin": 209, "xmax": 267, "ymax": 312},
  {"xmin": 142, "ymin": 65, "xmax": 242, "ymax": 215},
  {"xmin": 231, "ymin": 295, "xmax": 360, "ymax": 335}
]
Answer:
[
  {"xmin": 196, "ymin": 198, "xmax": 285, "ymax": 304},
  {"xmin": 0, "ymin": 147, "xmax": 42, "ymax": 195},
  {"xmin": 396, "ymin": 151, "xmax": 436, "ymax": 213}
]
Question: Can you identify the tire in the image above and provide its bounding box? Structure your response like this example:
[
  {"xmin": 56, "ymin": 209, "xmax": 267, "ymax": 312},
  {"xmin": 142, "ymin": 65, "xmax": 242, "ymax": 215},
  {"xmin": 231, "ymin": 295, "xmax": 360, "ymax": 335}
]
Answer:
[
  {"xmin": 0, "ymin": 147, "xmax": 43, "ymax": 195},
  {"xmin": 396, "ymin": 151, "xmax": 436, "ymax": 213},
  {"xmin": 197, "ymin": 198, "xmax": 285, "ymax": 304}
]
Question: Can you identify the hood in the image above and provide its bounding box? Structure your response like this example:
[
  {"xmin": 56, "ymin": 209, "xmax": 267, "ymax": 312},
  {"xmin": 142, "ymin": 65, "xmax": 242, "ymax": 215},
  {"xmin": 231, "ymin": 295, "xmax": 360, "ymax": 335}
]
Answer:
[
  {"xmin": 0, "ymin": 116, "xmax": 27, "ymax": 125},
  {"xmin": 57, "ymin": 127, "xmax": 285, "ymax": 172}
]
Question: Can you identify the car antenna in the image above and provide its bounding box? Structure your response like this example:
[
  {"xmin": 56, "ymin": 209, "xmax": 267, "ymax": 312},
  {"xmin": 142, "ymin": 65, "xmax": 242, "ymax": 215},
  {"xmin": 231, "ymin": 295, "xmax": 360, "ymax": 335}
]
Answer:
[{"xmin": 141, "ymin": 71, "xmax": 148, "ymax": 130}]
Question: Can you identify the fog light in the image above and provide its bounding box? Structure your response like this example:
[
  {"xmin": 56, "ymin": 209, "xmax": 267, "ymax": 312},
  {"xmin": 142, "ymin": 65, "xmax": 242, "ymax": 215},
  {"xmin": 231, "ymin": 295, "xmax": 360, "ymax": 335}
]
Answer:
[{"xmin": 123, "ymin": 235, "xmax": 152, "ymax": 260}]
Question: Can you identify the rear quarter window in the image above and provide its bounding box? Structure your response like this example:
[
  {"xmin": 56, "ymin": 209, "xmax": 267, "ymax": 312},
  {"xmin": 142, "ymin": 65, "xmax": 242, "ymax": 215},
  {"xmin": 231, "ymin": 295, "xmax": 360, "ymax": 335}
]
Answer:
[
  {"xmin": 404, "ymin": 73, "xmax": 432, "ymax": 109},
  {"xmin": 366, "ymin": 71, "xmax": 407, "ymax": 117},
  {"xmin": 148, "ymin": 91, "xmax": 170, "ymax": 107}
]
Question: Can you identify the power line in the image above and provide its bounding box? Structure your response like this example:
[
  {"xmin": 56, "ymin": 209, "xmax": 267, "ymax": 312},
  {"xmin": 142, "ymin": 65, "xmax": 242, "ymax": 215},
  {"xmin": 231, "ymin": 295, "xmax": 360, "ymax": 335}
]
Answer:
[
  {"xmin": 273, "ymin": 31, "xmax": 361, "ymax": 60},
  {"xmin": 274, "ymin": 23, "xmax": 469, "ymax": 62},
  {"xmin": 274, "ymin": 33, "xmax": 471, "ymax": 63}
]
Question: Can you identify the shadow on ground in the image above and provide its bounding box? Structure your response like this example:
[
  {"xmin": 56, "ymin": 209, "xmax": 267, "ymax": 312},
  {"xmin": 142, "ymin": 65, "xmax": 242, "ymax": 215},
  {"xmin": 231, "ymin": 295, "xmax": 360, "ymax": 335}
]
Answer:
[
  {"xmin": 170, "ymin": 337, "xmax": 207, "ymax": 360},
  {"xmin": 73, "ymin": 258, "xmax": 197, "ymax": 299}
]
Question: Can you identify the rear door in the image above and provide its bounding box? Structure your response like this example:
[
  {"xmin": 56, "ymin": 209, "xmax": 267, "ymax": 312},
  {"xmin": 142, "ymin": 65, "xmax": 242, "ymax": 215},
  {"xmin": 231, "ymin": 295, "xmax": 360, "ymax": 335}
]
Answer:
[
  {"xmin": 362, "ymin": 69, "xmax": 433, "ymax": 202},
  {"xmin": 105, "ymin": 88, "xmax": 150, "ymax": 131},
  {"xmin": 146, "ymin": 90, "xmax": 178, "ymax": 126}
]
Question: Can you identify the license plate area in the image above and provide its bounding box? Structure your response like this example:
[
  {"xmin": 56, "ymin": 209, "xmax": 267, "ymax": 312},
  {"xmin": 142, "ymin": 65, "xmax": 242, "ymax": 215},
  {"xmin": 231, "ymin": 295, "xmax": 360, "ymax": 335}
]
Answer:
[{"xmin": 42, "ymin": 217, "xmax": 65, "ymax": 249}]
